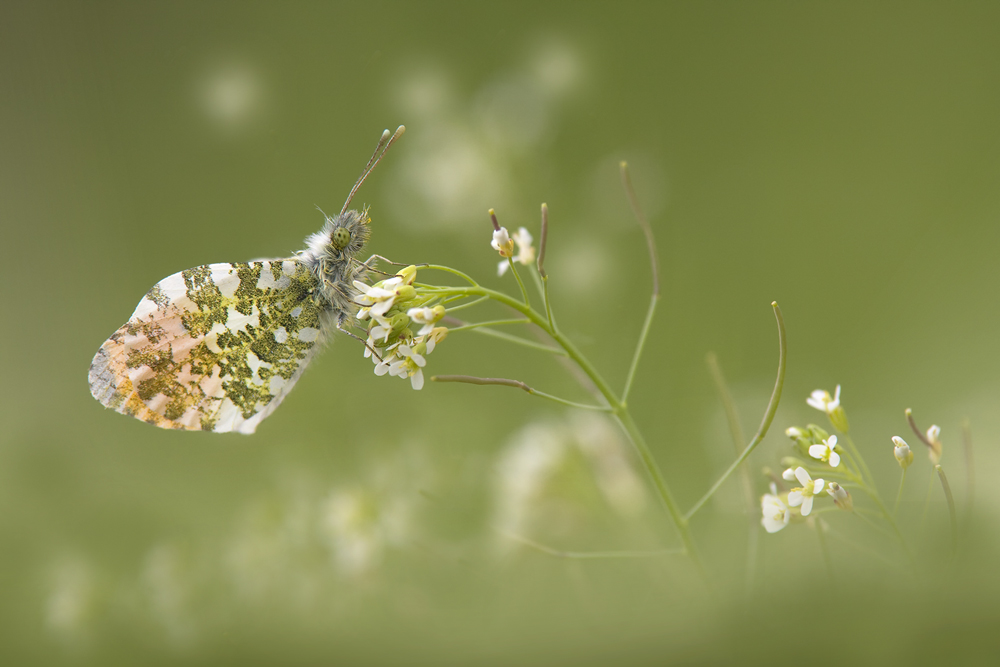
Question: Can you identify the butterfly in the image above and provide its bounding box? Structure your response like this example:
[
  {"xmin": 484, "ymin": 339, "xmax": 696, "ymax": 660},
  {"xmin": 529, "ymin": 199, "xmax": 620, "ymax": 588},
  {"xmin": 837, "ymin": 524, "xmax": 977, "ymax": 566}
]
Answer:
[{"xmin": 88, "ymin": 126, "xmax": 405, "ymax": 434}]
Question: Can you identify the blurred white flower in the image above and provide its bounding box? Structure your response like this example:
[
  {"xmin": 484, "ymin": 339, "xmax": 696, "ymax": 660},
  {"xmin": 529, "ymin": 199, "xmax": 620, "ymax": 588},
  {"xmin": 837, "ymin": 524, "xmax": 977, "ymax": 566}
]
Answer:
[
  {"xmin": 807, "ymin": 385, "xmax": 841, "ymax": 414},
  {"xmin": 45, "ymin": 558, "xmax": 96, "ymax": 641},
  {"xmin": 761, "ymin": 486, "xmax": 790, "ymax": 533}
]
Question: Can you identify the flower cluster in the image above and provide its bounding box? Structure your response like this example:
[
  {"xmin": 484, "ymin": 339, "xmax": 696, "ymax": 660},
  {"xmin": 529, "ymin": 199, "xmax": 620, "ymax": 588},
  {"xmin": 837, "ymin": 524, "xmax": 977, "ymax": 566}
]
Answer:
[{"xmin": 353, "ymin": 266, "xmax": 448, "ymax": 390}]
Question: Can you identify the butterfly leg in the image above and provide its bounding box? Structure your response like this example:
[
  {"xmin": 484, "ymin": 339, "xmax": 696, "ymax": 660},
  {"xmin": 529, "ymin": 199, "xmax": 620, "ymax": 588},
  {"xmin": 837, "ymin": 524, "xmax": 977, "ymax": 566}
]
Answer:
[{"xmin": 337, "ymin": 320, "xmax": 386, "ymax": 363}]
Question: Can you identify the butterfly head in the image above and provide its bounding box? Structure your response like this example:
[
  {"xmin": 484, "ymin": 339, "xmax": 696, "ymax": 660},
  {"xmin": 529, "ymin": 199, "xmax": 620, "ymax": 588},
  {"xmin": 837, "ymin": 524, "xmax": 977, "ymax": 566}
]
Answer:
[{"xmin": 306, "ymin": 207, "xmax": 371, "ymax": 260}]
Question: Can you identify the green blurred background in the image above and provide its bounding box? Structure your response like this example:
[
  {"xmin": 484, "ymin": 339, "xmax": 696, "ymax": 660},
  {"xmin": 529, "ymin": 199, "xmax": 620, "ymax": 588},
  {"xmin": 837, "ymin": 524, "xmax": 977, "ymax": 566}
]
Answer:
[{"xmin": 3, "ymin": 1, "xmax": 1000, "ymax": 664}]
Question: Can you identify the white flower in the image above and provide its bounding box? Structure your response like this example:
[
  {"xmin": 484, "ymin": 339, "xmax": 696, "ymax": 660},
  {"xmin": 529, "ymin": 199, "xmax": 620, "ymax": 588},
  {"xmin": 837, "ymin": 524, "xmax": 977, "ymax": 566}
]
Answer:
[
  {"xmin": 387, "ymin": 344, "xmax": 426, "ymax": 390},
  {"xmin": 808, "ymin": 435, "xmax": 841, "ymax": 467},
  {"xmin": 782, "ymin": 467, "xmax": 798, "ymax": 482},
  {"xmin": 354, "ymin": 277, "xmax": 404, "ymax": 324},
  {"xmin": 807, "ymin": 385, "xmax": 841, "ymax": 414},
  {"xmin": 497, "ymin": 227, "xmax": 536, "ymax": 276},
  {"xmin": 761, "ymin": 484, "xmax": 790, "ymax": 533},
  {"xmin": 785, "ymin": 427, "xmax": 804, "ymax": 440},
  {"xmin": 786, "ymin": 467, "xmax": 824, "ymax": 517},
  {"xmin": 807, "ymin": 384, "xmax": 849, "ymax": 431},
  {"xmin": 491, "ymin": 227, "xmax": 514, "ymax": 257},
  {"xmin": 892, "ymin": 436, "xmax": 914, "ymax": 469},
  {"xmin": 407, "ymin": 305, "xmax": 445, "ymax": 336}
]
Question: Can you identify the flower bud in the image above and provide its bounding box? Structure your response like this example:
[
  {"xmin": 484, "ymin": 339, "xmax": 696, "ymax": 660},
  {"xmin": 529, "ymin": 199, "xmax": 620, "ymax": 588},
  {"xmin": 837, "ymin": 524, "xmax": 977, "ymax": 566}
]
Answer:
[
  {"xmin": 926, "ymin": 425, "xmax": 943, "ymax": 465},
  {"xmin": 892, "ymin": 436, "xmax": 914, "ymax": 469},
  {"xmin": 396, "ymin": 265, "xmax": 418, "ymax": 285},
  {"xmin": 826, "ymin": 482, "xmax": 853, "ymax": 511},
  {"xmin": 395, "ymin": 284, "xmax": 416, "ymax": 302},
  {"xmin": 785, "ymin": 427, "xmax": 804, "ymax": 440},
  {"xmin": 491, "ymin": 227, "xmax": 515, "ymax": 257}
]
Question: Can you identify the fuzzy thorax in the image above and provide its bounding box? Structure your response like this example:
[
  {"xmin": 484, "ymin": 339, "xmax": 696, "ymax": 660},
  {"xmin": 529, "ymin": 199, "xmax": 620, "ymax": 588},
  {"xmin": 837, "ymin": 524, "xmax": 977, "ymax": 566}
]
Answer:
[{"xmin": 298, "ymin": 208, "xmax": 372, "ymax": 323}]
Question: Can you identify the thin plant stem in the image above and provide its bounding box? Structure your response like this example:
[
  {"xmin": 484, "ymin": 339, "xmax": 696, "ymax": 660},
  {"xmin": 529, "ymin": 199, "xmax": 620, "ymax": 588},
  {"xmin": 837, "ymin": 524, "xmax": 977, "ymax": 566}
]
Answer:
[
  {"xmin": 444, "ymin": 316, "xmax": 567, "ymax": 356},
  {"xmin": 705, "ymin": 352, "xmax": 759, "ymax": 593},
  {"xmin": 443, "ymin": 295, "xmax": 488, "ymax": 312},
  {"xmin": 507, "ymin": 259, "xmax": 531, "ymax": 308},
  {"xmin": 622, "ymin": 295, "xmax": 659, "ymax": 403},
  {"xmin": 684, "ymin": 302, "xmax": 786, "ymax": 521},
  {"xmin": 936, "ymin": 465, "xmax": 958, "ymax": 552},
  {"xmin": 447, "ymin": 318, "xmax": 531, "ymax": 332},
  {"xmin": 841, "ymin": 434, "xmax": 876, "ymax": 491},
  {"xmin": 537, "ymin": 203, "xmax": 549, "ymax": 278},
  {"xmin": 542, "ymin": 275, "xmax": 555, "ymax": 330},
  {"xmin": 894, "ymin": 468, "xmax": 907, "ymax": 518},
  {"xmin": 619, "ymin": 162, "xmax": 661, "ymax": 403},
  {"xmin": 428, "ymin": 285, "xmax": 710, "ymax": 580},
  {"xmin": 620, "ymin": 161, "xmax": 660, "ymax": 297},
  {"xmin": 421, "ymin": 263, "xmax": 479, "ymax": 286},
  {"xmin": 498, "ymin": 529, "xmax": 684, "ymax": 560},
  {"xmin": 431, "ymin": 375, "xmax": 610, "ymax": 412}
]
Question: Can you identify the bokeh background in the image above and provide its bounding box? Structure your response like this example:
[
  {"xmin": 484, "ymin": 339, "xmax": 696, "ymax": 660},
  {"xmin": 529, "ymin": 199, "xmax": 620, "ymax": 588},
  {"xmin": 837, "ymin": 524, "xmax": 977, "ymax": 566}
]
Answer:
[{"xmin": 3, "ymin": 1, "xmax": 1000, "ymax": 664}]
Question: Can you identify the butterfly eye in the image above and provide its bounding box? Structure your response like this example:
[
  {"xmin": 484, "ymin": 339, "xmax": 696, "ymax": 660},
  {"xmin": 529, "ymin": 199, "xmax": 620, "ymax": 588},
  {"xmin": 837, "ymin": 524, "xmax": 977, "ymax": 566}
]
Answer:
[{"xmin": 332, "ymin": 227, "xmax": 351, "ymax": 250}]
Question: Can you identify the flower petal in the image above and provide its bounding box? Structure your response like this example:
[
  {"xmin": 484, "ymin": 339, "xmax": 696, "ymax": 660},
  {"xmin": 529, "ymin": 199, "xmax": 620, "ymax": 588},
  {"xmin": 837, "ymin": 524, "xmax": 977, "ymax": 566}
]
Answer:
[
  {"xmin": 808, "ymin": 444, "xmax": 827, "ymax": 460},
  {"xmin": 801, "ymin": 496, "xmax": 814, "ymax": 516},
  {"xmin": 829, "ymin": 451, "xmax": 841, "ymax": 467},
  {"xmin": 794, "ymin": 467, "xmax": 812, "ymax": 486}
]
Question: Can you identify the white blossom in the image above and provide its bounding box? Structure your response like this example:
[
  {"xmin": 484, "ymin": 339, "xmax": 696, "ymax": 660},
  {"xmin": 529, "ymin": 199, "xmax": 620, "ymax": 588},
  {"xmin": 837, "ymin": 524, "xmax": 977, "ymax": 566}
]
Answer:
[
  {"xmin": 807, "ymin": 385, "xmax": 841, "ymax": 414},
  {"xmin": 407, "ymin": 305, "xmax": 445, "ymax": 336},
  {"xmin": 491, "ymin": 227, "xmax": 514, "ymax": 256},
  {"xmin": 497, "ymin": 227, "xmax": 536, "ymax": 276},
  {"xmin": 786, "ymin": 467, "xmax": 824, "ymax": 517},
  {"xmin": 808, "ymin": 435, "xmax": 841, "ymax": 467}
]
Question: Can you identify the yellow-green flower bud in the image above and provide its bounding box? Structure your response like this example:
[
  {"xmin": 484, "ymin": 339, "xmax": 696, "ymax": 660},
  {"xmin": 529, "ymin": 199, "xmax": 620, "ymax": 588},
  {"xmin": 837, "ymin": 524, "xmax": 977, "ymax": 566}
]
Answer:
[{"xmin": 892, "ymin": 436, "xmax": 914, "ymax": 469}]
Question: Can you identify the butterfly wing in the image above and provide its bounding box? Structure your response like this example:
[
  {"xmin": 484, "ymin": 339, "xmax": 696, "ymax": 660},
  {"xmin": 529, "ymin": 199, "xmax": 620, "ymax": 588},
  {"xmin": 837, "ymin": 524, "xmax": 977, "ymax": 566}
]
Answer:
[{"xmin": 89, "ymin": 260, "xmax": 328, "ymax": 434}]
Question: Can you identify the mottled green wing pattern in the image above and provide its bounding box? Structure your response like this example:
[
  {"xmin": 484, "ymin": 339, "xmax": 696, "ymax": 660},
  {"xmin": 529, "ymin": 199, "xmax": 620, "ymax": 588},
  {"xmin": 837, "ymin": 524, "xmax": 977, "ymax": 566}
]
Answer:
[{"xmin": 89, "ymin": 260, "xmax": 326, "ymax": 434}]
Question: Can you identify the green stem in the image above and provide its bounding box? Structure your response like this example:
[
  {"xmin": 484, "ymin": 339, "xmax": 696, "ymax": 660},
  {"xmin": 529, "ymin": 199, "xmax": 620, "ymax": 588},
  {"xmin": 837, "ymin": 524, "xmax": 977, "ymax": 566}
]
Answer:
[
  {"xmin": 434, "ymin": 284, "xmax": 707, "ymax": 580},
  {"xmin": 684, "ymin": 303, "xmax": 786, "ymax": 521},
  {"xmin": 622, "ymin": 294, "xmax": 659, "ymax": 402},
  {"xmin": 443, "ymin": 295, "xmax": 488, "ymax": 312},
  {"xmin": 420, "ymin": 263, "xmax": 479, "ymax": 286},
  {"xmin": 454, "ymin": 322, "xmax": 567, "ymax": 356},
  {"xmin": 507, "ymin": 259, "xmax": 531, "ymax": 308},
  {"xmin": 936, "ymin": 465, "xmax": 958, "ymax": 552},
  {"xmin": 894, "ymin": 468, "xmax": 907, "ymax": 518},
  {"xmin": 448, "ymin": 318, "xmax": 531, "ymax": 332},
  {"xmin": 842, "ymin": 434, "xmax": 876, "ymax": 489}
]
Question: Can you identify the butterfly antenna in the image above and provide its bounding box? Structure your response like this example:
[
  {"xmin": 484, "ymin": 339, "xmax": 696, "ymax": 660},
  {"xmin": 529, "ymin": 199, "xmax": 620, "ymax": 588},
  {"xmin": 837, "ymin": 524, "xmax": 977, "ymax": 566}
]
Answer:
[{"xmin": 341, "ymin": 125, "xmax": 406, "ymax": 215}]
